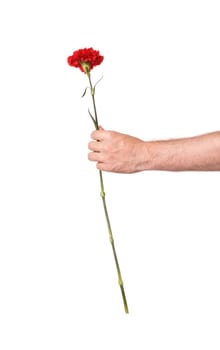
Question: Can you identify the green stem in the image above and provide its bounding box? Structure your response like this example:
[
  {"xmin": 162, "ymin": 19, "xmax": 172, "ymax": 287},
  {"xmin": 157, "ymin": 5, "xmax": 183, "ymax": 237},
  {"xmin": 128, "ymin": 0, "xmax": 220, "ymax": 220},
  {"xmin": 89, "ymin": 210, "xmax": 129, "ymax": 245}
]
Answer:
[
  {"xmin": 87, "ymin": 71, "xmax": 129, "ymax": 314},
  {"xmin": 88, "ymin": 72, "xmax": 99, "ymax": 129}
]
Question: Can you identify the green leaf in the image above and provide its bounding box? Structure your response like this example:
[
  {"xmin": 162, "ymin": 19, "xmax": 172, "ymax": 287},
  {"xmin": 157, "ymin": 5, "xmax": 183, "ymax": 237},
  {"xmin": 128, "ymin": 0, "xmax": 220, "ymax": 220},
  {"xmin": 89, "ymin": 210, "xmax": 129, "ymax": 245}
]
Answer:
[
  {"xmin": 94, "ymin": 75, "xmax": 103, "ymax": 89},
  {"xmin": 88, "ymin": 108, "xmax": 97, "ymax": 128},
  {"xmin": 81, "ymin": 87, "xmax": 89, "ymax": 98}
]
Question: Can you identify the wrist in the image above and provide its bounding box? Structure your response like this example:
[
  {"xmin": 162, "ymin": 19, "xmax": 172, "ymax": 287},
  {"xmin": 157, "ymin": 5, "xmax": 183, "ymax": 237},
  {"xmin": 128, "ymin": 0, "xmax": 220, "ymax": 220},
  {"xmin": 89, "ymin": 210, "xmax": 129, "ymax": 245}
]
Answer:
[
  {"xmin": 142, "ymin": 140, "xmax": 171, "ymax": 171},
  {"xmin": 138, "ymin": 141, "xmax": 156, "ymax": 171}
]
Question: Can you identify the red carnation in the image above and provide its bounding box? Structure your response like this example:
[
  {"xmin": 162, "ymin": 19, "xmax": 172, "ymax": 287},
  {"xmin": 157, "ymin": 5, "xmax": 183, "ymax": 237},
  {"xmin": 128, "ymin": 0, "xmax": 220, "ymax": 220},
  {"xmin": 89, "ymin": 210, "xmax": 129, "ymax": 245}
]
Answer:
[{"xmin": 67, "ymin": 47, "xmax": 104, "ymax": 73}]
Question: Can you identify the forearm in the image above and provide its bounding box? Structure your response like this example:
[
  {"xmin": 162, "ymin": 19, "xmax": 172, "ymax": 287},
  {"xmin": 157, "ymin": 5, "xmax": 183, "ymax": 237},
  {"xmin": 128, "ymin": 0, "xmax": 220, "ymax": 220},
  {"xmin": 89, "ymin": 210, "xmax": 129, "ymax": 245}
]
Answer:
[{"xmin": 145, "ymin": 132, "xmax": 220, "ymax": 171}]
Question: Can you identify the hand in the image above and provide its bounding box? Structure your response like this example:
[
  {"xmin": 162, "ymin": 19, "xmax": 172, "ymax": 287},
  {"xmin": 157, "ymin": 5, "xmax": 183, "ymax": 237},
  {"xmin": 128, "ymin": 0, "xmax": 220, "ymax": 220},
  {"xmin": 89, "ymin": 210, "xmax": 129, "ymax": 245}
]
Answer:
[{"xmin": 88, "ymin": 129, "xmax": 148, "ymax": 173}]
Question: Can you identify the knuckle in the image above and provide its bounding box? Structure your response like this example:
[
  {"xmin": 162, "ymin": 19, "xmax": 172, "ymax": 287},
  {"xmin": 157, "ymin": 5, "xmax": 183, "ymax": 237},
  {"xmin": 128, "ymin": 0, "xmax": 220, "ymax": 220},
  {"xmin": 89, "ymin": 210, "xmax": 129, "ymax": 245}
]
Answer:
[
  {"xmin": 88, "ymin": 152, "xmax": 94, "ymax": 160},
  {"xmin": 90, "ymin": 130, "xmax": 96, "ymax": 138},
  {"xmin": 88, "ymin": 141, "xmax": 93, "ymax": 150}
]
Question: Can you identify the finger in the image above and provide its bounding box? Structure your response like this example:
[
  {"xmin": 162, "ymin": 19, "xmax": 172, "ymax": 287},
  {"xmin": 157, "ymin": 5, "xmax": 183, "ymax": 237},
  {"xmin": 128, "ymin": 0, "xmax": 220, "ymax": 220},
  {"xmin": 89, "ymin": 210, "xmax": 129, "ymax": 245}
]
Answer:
[
  {"xmin": 96, "ymin": 161, "xmax": 107, "ymax": 171},
  {"xmin": 88, "ymin": 140, "xmax": 102, "ymax": 151},
  {"xmin": 96, "ymin": 161, "xmax": 113, "ymax": 172},
  {"xmin": 88, "ymin": 151, "xmax": 104, "ymax": 162},
  {"xmin": 90, "ymin": 129, "xmax": 105, "ymax": 141}
]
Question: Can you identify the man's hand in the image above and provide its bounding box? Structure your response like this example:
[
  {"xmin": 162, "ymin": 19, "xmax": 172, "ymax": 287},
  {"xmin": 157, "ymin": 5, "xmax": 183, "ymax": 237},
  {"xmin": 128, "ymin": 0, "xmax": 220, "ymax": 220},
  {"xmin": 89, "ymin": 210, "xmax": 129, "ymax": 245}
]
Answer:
[{"xmin": 88, "ymin": 129, "xmax": 149, "ymax": 173}]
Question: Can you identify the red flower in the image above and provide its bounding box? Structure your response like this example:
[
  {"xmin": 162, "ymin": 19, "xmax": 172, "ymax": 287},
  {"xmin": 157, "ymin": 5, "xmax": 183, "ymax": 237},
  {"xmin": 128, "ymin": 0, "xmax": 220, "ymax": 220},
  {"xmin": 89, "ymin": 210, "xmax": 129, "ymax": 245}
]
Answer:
[{"xmin": 67, "ymin": 47, "xmax": 104, "ymax": 73}]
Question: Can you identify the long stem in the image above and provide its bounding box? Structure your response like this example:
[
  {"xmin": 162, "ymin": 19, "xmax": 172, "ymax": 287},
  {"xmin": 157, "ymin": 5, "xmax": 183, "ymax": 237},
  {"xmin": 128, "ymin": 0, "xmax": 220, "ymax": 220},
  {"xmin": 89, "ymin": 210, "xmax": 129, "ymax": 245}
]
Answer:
[{"xmin": 87, "ymin": 72, "xmax": 129, "ymax": 313}]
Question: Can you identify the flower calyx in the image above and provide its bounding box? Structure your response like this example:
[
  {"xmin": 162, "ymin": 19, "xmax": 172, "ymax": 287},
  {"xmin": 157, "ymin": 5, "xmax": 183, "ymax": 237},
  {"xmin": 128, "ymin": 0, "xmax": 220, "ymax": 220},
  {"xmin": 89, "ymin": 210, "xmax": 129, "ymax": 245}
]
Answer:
[{"xmin": 80, "ymin": 61, "xmax": 91, "ymax": 75}]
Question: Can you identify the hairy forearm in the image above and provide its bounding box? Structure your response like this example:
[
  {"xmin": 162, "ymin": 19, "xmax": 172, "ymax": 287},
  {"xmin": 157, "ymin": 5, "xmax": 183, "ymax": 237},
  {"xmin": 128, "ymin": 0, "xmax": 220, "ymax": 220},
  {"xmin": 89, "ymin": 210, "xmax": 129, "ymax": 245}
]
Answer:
[{"xmin": 144, "ymin": 132, "xmax": 220, "ymax": 171}]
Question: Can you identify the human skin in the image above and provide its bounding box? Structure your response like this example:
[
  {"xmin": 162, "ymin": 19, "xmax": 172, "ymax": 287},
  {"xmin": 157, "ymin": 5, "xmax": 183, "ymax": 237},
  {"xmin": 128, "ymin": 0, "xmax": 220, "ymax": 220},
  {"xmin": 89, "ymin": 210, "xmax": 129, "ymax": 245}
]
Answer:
[{"xmin": 88, "ymin": 130, "xmax": 220, "ymax": 173}]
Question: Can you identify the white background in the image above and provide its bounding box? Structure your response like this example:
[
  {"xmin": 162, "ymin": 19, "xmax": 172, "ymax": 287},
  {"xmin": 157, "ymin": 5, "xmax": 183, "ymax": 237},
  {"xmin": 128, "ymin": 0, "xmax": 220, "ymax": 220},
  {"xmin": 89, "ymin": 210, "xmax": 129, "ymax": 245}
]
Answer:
[{"xmin": 0, "ymin": 1, "xmax": 220, "ymax": 349}]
